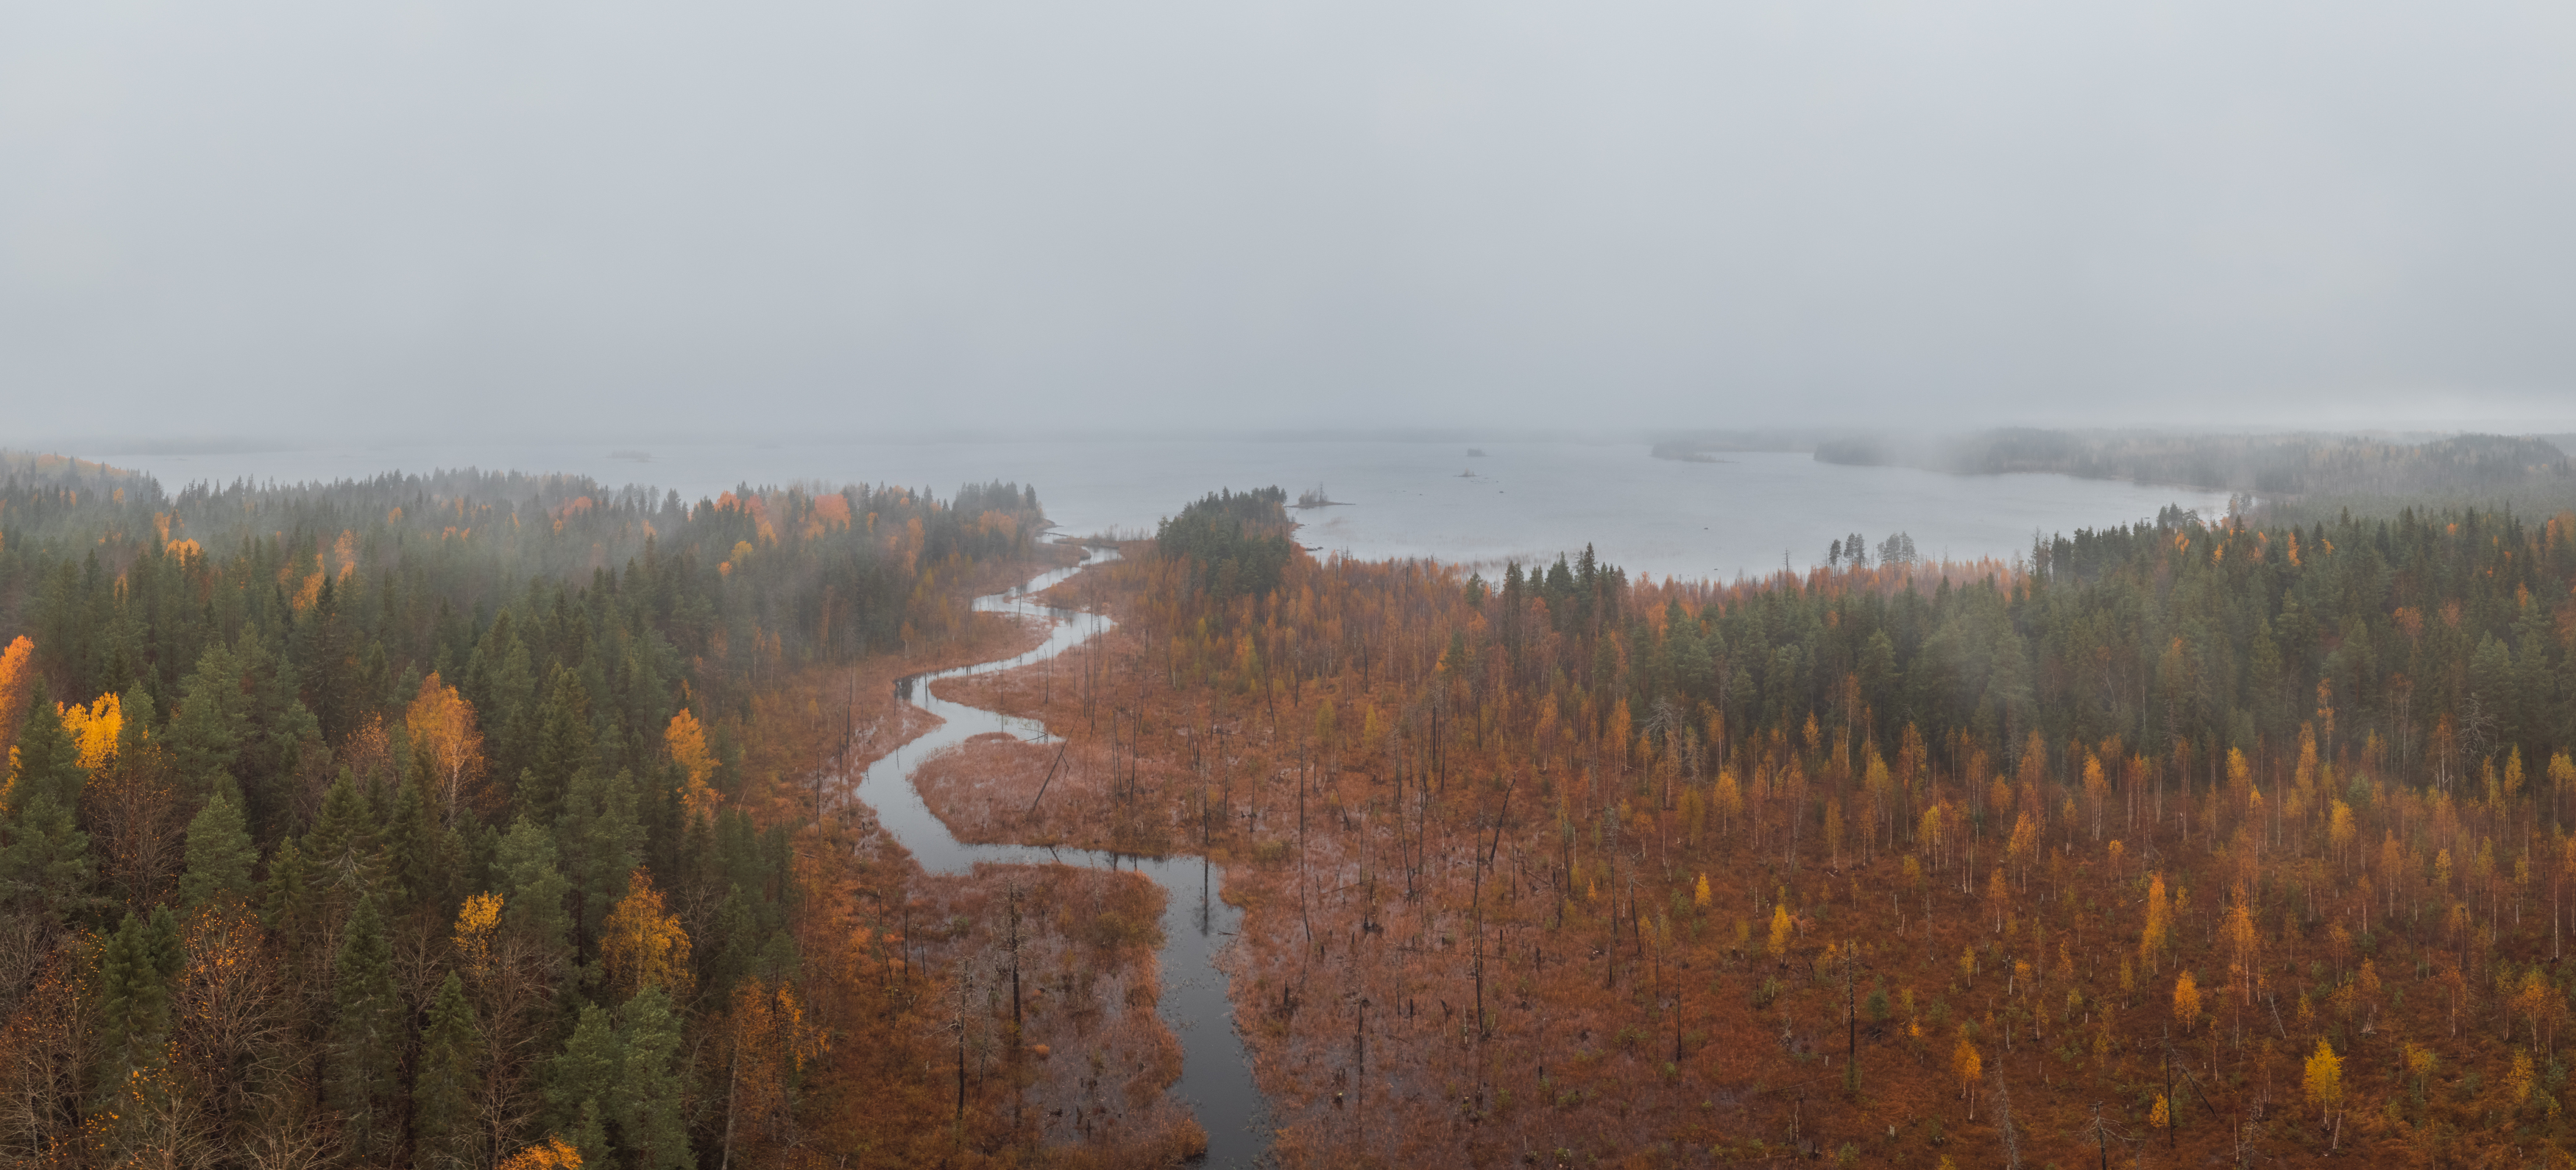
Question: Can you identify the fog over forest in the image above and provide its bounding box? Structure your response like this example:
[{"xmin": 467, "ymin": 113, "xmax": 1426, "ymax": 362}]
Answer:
[{"xmin": 7, "ymin": 0, "xmax": 2576, "ymax": 444}]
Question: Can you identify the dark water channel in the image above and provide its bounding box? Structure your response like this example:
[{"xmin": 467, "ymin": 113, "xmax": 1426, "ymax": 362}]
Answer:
[{"xmin": 858, "ymin": 551, "xmax": 1272, "ymax": 1166}]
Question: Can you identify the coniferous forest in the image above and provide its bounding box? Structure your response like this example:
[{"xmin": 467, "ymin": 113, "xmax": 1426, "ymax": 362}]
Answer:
[{"xmin": 0, "ymin": 462, "xmax": 1060, "ymax": 1168}]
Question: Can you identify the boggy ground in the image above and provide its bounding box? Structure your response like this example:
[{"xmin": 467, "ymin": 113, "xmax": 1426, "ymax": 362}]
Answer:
[
  {"xmin": 743, "ymin": 543, "xmax": 1206, "ymax": 1166},
  {"xmin": 917, "ymin": 558, "xmax": 2576, "ymax": 1169}
]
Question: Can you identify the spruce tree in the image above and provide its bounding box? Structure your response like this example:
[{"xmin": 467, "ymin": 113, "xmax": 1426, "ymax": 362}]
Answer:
[
  {"xmin": 328, "ymin": 895, "xmax": 404, "ymax": 1159},
  {"xmin": 413, "ymin": 972, "xmax": 481, "ymax": 1170},
  {"xmin": 113, "ymin": 680, "xmax": 154, "ymax": 762},
  {"xmin": 559, "ymin": 767, "xmax": 644, "ymax": 952},
  {"xmin": 93, "ymin": 908, "xmax": 182, "ymax": 1108},
  {"xmin": 614, "ymin": 985, "xmax": 693, "ymax": 1170},
  {"xmin": 10, "ymin": 680, "xmax": 84, "ymax": 809},
  {"xmin": 261, "ymin": 835, "xmax": 316, "ymax": 943},
  {"xmin": 165, "ymin": 641, "xmax": 246, "ymax": 797},
  {"xmin": 178, "ymin": 791, "xmax": 255, "ymax": 909},
  {"xmin": 525, "ymin": 667, "xmax": 592, "ymax": 820},
  {"xmin": 304, "ymin": 770, "xmax": 381, "ymax": 898},
  {"xmin": 494, "ymin": 816, "xmax": 575, "ymax": 960},
  {"xmin": 545, "ymin": 1002, "xmax": 621, "ymax": 1166},
  {"xmin": 383, "ymin": 775, "xmax": 453, "ymax": 914},
  {"xmin": 0, "ymin": 792, "xmax": 94, "ymax": 924}
]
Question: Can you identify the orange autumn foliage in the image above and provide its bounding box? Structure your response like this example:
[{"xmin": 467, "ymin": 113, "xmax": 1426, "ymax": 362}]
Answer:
[
  {"xmin": 666, "ymin": 710, "xmax": 719, "ymax": 825},
  {"xmin": 406, "ymin": 672, "xmax": 484, "ymax": 821},
  {"xmin": 496, "ymin": 1136, "xmax": 583, "ymax": 1170},
  {"xmin": 0, "ymin": 635, "xmax": 32, "ymax": 750}
]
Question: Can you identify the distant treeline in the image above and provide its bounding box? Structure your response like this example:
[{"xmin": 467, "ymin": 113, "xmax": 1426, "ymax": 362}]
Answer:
[{"xmin": 1801, "ymin": 429, "xmax": 2573, "ymax": 503}]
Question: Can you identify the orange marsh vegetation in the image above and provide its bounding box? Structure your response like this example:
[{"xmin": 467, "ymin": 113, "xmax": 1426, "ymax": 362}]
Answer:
[{"xmin": 907, "ymin": 529, "xmax": 2576, "ymax": 1169}]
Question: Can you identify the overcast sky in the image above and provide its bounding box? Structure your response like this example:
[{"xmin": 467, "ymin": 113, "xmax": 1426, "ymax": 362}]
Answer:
[{"xmin": 6, "ymin": 0, "xmax": 2575, "ymax": 445}]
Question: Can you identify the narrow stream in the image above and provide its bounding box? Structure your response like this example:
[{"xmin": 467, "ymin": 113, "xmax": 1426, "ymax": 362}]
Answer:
[{"xmin": 854, "ymin": 550, "xmax": 1272, "ymax": 1166}]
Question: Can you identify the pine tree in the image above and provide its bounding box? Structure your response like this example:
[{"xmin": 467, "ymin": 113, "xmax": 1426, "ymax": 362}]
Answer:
[
  {"xmin": 328, "ymin": 896, "xmax": 404, "ymax": 1158},
  {"xmin": 178, "ymin": 791, "xmax": 255, "ymax": 909},
  {"xmin": 414, "ymin": 971, "xmax": 481, "ymax": 1170}
]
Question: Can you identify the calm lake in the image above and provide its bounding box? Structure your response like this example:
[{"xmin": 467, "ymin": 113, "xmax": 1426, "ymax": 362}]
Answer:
[{"xmin": 93, "ymin": 438, "xmax": 2226, "ymax": 582}]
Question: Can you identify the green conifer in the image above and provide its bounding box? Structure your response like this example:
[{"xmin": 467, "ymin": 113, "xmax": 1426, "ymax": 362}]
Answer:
[
  {"xmin": 614, "ymin": 984, "xmax": 693, "ymax": 1170},
  {"xmin": 328, "ymin": 895, "xmax": 403, "ymax": 1158},
  {"xmin": 0, "ymin": 792, "xmax": 95, "ymax": 924},
  {"xmin": 545, "ymin": 1002, "xmax": 621, "ymax": 1165},
  {"xmin": 179, "ymin": 791, "xmax": 256, "ymax": 909},
  {"xmin": 412, "ymin": 971, "xmax": 481, "ymax": 1170},
  {"xmin": 493, "ymin": 817, "xmax": 574, "ymax": 959},
  {"xmin": 165, "ymin": 641, "xmax": 246, "ymax": 797},
  {"xmin": 93, "ymin": 909, "xmax": 180, "ymax": 1106},
  {"xmin": 525, "ymin": 667, "xmax": 592, "ymax": 820},
  {"xmin": 10, "ymin": 680, "xmax": 85, "ymax": 809},
  {"xmin": 305, "ymin": 769, "xmax": 381, "ymax": 898},
  {"xmin": 261, "ymin": 835, "xmax": 316, "ymax": 942}
]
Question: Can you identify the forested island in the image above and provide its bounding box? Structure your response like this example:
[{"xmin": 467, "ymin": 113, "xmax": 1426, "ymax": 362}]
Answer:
[
  {"xmin": 1655, "ymin": 429, "xmax": 2576, "ymax": 515},
  {"xmin": 9, "ymin": 453, "xmax": 2576, "ymax": 1168}
]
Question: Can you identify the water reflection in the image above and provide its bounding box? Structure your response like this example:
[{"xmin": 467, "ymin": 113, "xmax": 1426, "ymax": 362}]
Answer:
[{"xmin": 854, "ymin": 549, "xmax": 1272, "ymax": 1166}]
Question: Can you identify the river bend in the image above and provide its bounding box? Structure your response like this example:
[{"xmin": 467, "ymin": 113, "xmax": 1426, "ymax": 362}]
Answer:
[{"xmin": 854, "ymin": 551, "xmax": 1270, "ymax": 1166}]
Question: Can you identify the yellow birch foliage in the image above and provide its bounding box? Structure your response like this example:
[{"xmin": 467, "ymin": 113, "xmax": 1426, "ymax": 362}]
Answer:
[
  {"xmin": 2173, "ymin": 971, "xmax": 2203, "ymax": 1032},
  {"xmin": 498, "ymin": 1137, "xmax": 583, "ymax": 1170},
  {"xmin": 407, "ymin": 673, "xmax": 484, "ymax": 819},
  {"xmin": 2006, "ymin": 812, "xmax": 2039, "ymax": 868},
  {"xmin": 1768, "ymin": 904, "xmax": 1793, "ymax": 955},
  {"xmin": 2140, "ymin": 873, "xmax": 2170, "ymax": 961},
  {"xmin": 0, "ymin": 636, "xmax": 33, "ymax": 749},
  {"xmin": 455, "ymin": 892, "xmax": 503, "ymax": 981},
  {"xmin": 1952, "ymin": 1033, "xmax": 1982, "ymax": 1099},
  {"xmin": 666, "ymin": 710, "xmax": 720, "ymax": 825},
  {"xmin": 2304, "ymin": 1038, "xmax": 2343, "ymax": 1113},
  {"xmin": 57, "ymin": 692, "xmax": 121, "ymax": 772},
  {"xmin": 2221, "ymin": 898, "xmax": 2260, "ymax": 1001},
  {"xmin": 601, "ymin": 869, "xmax": 693, "ymax": 999}
]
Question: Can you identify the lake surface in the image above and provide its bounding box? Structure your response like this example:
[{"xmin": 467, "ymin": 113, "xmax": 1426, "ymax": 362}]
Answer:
[
  {"xmin": 860, "ymin": 551, "xmax": 1271, "ymax": 1166},
  {"xmin": 90, "ymin": 438, "xmax": 2227, "ymax": 582}
]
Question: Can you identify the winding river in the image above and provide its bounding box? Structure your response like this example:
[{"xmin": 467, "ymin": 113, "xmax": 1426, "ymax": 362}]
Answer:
[{"xmin": 855, "ymin": 551, "xmax": 1271, "ymax": 1166}]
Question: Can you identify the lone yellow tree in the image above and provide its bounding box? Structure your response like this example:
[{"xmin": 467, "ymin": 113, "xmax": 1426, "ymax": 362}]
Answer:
[
  {"xmin": 1953, "ymin": 1032, "xmax": 1982, "ymax": 1118},
  {"xmin": 2304, "ymin": 1038, "xmax": 2344, "ymax": 1151},
  {"xmin": 407, "ymin": 674, "xmax": 484, "ymax": 823},
  {"xmin": 667, "ymin": 710, "xmax": 720, "ymax": 825},
  {"xmin": 2140, "ymin": 873, "xmax": 2170, "ymax": 970},
  {"xmin": 2173, "ymin": 971, "xmax": 2202, "ymax": 1034},
  {"xmin": 601, "ymin": 869, "xmax": 694, "ymax": 1000}
]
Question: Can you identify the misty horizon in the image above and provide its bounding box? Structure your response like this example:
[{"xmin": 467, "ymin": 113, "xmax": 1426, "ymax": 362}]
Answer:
[{"xmin": 10, "ymin": 1, "xmax": 2576, "ymax": 443}]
